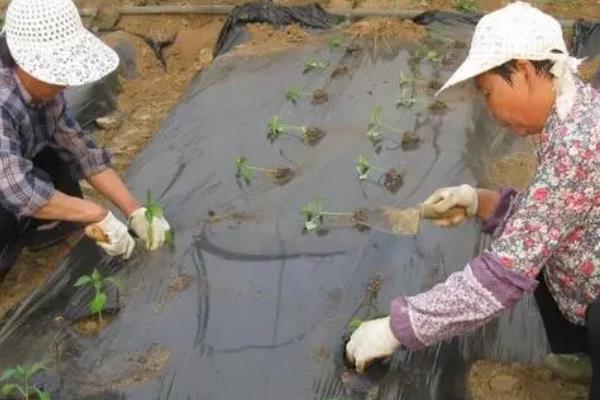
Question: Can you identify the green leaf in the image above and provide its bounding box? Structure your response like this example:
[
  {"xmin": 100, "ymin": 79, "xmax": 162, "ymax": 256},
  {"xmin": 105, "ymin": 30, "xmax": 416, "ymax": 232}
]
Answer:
[
  {"xmin": 267, "ymin": 115, "xmax": 283, "ymax": 142},
  {"xmin": 348, "ymin": 318, "xmax": 363, "ymax": 331},
  {"xmin": 74, "ymin": 275, "xmax": 92, "ymax": 288},
  {"xmin": 1, "ymin": 383, "xmax": 16, "ymax": 396},
  {"xmin": 355, "ymin": 155, "xmax": 371, "ymax": 180},
  {"xmin": 91, "ymin": 269, "xmax": 101, "ymax": 283},
  {"xmin": 164, "ymin": 230, "xmax": 174, "ymax": 244},
  {"xmin": 0, "ymin": 368, "xmax": 19, "ymax": 382},
  {"xmin": 15, "ymin": 367, "xmax": 25, "ymax": 377},
  {"xmin": 35, "ymin": 388, "xmax": 51, "ymax": 400},
  {"xmin": 90, "ymin": 292, "xmax": 108, "ymax": 315},
  {"xmin": 27, "ymin": 362, "xmax": 45, "ymax": 376},
  {"xmin": 285, "ymin": 87, "xmax": 302, "ymax": 104},
  {"xmin": 145, "ymin": 208, "xmax": 154, "ymax": 223}
]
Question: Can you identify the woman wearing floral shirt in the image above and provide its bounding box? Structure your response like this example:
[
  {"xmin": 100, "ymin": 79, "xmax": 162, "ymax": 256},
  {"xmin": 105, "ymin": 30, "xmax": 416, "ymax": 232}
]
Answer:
[{"xmin": 346, "ymin": 2, "xmax": 600, "ymax": 398}]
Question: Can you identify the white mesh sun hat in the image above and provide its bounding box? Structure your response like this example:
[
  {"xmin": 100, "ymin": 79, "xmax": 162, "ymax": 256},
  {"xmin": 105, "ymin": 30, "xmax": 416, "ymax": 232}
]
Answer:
[
  {"xmin": 436, "ymin": 2, "xmax": 582, "ymax": 119},
  {"xmin": 4, "ymin": 0, "xmax": 119, "ymax": 86}
]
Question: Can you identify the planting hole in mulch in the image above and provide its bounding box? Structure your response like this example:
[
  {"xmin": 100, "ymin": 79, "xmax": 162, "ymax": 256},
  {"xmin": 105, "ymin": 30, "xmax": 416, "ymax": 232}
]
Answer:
[
  {"xmin": 268, "ymin": 167, "xmax": 295, "ymax": 185},
  {"xmin": 401, "ymin": 131, "xmax": 420, "ymax": 150},
  {"xmin": 311, "ymin": 89, "xmax": 329, "ymax": 105},
  {"xmin": 352, "ymin": 208, "xmax": 371, "ymax": 232},
  {"xmin": 305, "ymin": 126, "xmax": 326, "ymax": 146},
  {"xmin": 429, "ymin": 100, "xmax": 449, "ymax": 115},
  {"xmin": 384, "ymin": 169, "xmax": 403, "ymax": 193},
  {"xmin": 330, "ymin": 65, "xmax": 349, "ymax": 79},
  {"xmin": 74, "ymin": 314, "xmax": 116, "ymax": 336}
]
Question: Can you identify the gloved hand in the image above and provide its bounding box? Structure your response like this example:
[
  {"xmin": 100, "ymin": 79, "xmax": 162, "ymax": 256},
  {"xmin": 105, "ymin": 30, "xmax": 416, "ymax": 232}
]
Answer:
[
  {"xmin": 93, "ymin": 211, "xmax": 136, "ymax": 259},
  {"xmin": 128, "ymin": 207, "xmax": 171, "ymax": 250},
  {"xmin": 345, "ymin": 316, "xmax": 400, "ymax": 373},
  {"xmin": 423, "ymin": 184, "xmax": 478, "ymax": 227}
]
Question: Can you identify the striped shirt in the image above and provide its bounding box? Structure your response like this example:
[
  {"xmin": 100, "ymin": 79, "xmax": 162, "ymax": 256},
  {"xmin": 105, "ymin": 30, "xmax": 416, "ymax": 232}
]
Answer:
[{"xmin": 0, "ymin": 58, "xmax": 111, "ymax": 218}]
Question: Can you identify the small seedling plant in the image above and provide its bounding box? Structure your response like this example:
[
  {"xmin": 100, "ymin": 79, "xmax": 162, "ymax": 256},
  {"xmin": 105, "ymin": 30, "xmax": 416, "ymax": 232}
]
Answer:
[
  {"xmin": 74, "ymin": 269, "xmax": 118, "ymax": 323},
  {"xmin": 235, "ymin": 157, "xmax": 293, "ymax": 186},
  {"xmin": 398, "ymin": 71, "xmax": 427, "ymax": 88},
  {"xmin": 396, "ymin": 87, "xmax": 429, "ymax": 111},
  {"xmin": 284, "ymin": 87, "xmax": 328, "ymax": 105},
  {"xmin": 266, "ymin": 116, "xmax": 325, "ymax": 146},
  {"xmin": 1, "ymin": 362, "xmax": 50, "ymax": 400},
  {"xmin": 328, "ymin": 35, "xmax": 345, "ymax": 50},
  {"xmin": 366, "ymin": 107, "xmax": 409, "ymax": 150},
  {"xmin": 409, "ymin": 46, "xmax": 441, "ymax": 65},
  {"xmin": 144, "ymin": 191, "xmax": 174, "ymax": 247},
  {"xmin": 303, "ymin": 57, "xmax": 330, "ymax": 73},
  {"xmin": 300, "ymin": 200, "xmax": 355, "ymax": 233},
  {"xmin": 355, "ymin": 154, "xmax": 387, "ymax": 181}
]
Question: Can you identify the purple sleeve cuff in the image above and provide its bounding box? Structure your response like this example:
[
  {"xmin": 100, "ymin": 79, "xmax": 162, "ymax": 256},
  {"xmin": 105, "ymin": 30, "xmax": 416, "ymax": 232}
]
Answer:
[
  {"xmin": 481, "ymin": 187, "xmax": 518, "ymax": 234},
  {"xmin": 389, "ymin": 296, "xmax": 426, "ymax": 351}
]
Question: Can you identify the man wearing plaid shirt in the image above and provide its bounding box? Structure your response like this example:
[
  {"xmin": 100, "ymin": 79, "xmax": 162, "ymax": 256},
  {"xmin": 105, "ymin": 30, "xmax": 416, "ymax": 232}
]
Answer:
[{"xmin": 0, "ymin": 0, "xmax": 172, "ymax": 281}]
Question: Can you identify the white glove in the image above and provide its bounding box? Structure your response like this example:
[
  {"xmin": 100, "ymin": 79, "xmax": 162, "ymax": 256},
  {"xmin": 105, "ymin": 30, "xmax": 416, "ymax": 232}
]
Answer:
[
  {"xmin": 128, "ymin": 207, "xmax": 171, "ymax": 250},
  {"xmin": 345, "ymin": 316, "xmax": 400, "ymax": 373},
  {"xmin": 423, "ymin": 184, "xmax": 478, "ymax": 227},
  {"xmin": 95, "ymin": 211, "xmax": 136, "ymax": 259}
]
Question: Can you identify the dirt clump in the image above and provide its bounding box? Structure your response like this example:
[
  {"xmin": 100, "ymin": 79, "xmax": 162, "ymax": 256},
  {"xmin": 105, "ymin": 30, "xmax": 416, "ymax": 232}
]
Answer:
[
  {"xmin": 311, "ymin": 89, "xmax": 329, "ymax": 105},
  {"xmin": 401, "ymin": 130, "xmax": 420, "ymax": 150},
  {"xmin": 384, "ymin": 169, "xmax": 403, "ymax": 193},
  {"xmin": 429, "ymin": 100, "xmax": 449, "ymax": 115},
  {"xmin": 428, "ymin": 79, "xmax": 442, "ymax": 91},
  {"xmin": 352, "ymin": 208, "xmax": 371, "ymax": 232},
  {"xmin": 346, "ymin": 18, "xmax": 426, "ymax": 42},
  {"xmin": 330, "ymin": 65, "xmax": 349, "ymax": 79},
  {"xmin": 468, "ymin": 359, "xmax": 588, "ymax": 400},
  {"xmin": 269, "ymin": 167, "xmax": 295, "ymax": 185},
  {"xmin": 304, "ymin": 126, "xmax": 326, "ymax": 146},
  {"xmin": 74, "ymin": 314, "xmax": 117, "ymax": 336},
  {"xmin": 168, "ymin": 273, "xmax": 192, "ymax": 296}
]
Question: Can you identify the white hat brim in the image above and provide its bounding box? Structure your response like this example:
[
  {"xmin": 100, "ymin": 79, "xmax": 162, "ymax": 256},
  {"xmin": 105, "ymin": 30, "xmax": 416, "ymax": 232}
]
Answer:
[
  {"xmin": 8, "ymin": 29, "xmax": 119, "ymax": 87},
  {"xmin": 435, "ymin": 55, "xmax": 510, "ymax": 97}
]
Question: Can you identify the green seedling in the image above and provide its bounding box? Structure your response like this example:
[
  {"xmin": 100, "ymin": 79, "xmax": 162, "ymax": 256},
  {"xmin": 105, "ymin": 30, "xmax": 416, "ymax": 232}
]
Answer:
[
  {"xmin": 355, "ymin": 154, "xmax": 386, "ymax": 181},
  {"xmin": 399, "ymin": 71, "xmax": 427, "ymax": 88},
  {"xmin": 235, "ymin": 157, "xmax": 294, "ymax": 186},
  {"xmin": 366, "ymin": 106, "xmax": 407, "ymax": 149},
  {"xmin": 300, "ymin": 200, "xmax": 353, "ymax": 232},
  {"xmin": 410, "ymin": 47, "xmax": 441, "ymax": 65},
  {"xmin": 1, "ymin": 363, "xmax": 50, "ymax": 400},
  {"xmin": 396, "ymin": 87, "xmax": 429, "ymax": 111},
  {"xmin": 452, "ymin": 0, "xmax": 479, "ymax": 12},
  {"xmin": 266, "ymin": 116, "xmax": 325, "ymax": 146},
  {"xmin": 303, "ymin": 57, "xmax": 330, "ymax": 73},
  {"xmin": 74, "ymin": 269, "xmax": 118, "ymax": 323},
  {"xmin": 144, "ymin": 191, "xmax": 174, "ymax": 247},
  {"xmin": 328, "ymin": 35, "xmax": 344, "ymax": 50},
  {"xmin": 285, "ymin": 87, "xmax": 303, "ymax": 104}
]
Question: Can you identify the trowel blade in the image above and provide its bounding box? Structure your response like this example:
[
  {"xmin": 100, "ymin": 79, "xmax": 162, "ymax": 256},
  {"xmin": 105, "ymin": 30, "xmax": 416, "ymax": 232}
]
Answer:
[{"xmin": 362, "ymin": 207, "xmax": 422, "ymax": 235}]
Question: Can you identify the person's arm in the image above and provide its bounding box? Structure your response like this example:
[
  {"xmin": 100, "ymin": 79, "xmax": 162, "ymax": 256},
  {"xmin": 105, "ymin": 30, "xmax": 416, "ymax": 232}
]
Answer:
[
  {"xmin": 33, "ymin": 191, "xmax": 106, "ymax": 222},
  {"xmin": 390, "ymin": 136, "xmax": 597, "ymax": 350},
  {"xmin": 86, "ymin": 169, "xmax": 140, "ymax": 217}
]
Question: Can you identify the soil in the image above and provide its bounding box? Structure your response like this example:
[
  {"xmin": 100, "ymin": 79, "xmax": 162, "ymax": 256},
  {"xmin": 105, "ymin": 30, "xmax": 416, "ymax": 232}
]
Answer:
[
  {"xmin": 167, "ymin": 273, "xmax": 192, "ymax": 296},
  {"xmin": 384, "ymin": 169, "xmax": 403, "ymax": 193},
  {"xmin": 330, "ymin": 65, "xmax": 349, "ymax": 79},
  {"xmin": 427, "ymin": 79, "xmax": 442, "ymax": 91},
  {"xmin": 74, "ymin": 314, "xmax": 117, "ymax": 336},
  {"xmin": 311, "ymin": 89, "xmax": 329, "ymax": 105},
  {"xmin": 231, "ymin": 23, "xmax": 310, "ymax": 57},
  {"xmin": 304, "ymin": 126, "xmax": 326, "ymax": 146},
  {"xmin": 345, "ymin": 18, "xmax": 426, "ymax": 42},
  {"xmin": 269, "ymin": 167, "xmax": 295, "ymax": 185},
  {"xmin": 468, "ymin": 360, "xmax": 588, "ymax": 400},
  {"xmin": 352, "ymin": 208, "xmax": 371, "ymax": 232},
  {"xmin": 401, "ymin": 130, "xmax": 420, "ymax": 150},
  {"xmin": 429, "ymin": 100, "xmax": 449, "ymax": 115}
]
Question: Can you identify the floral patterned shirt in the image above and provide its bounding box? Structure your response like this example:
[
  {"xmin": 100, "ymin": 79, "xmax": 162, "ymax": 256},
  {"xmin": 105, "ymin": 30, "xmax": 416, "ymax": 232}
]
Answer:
[{"xmin": 389, "ymin": 78, "xmax": 600, "ymax": 350}]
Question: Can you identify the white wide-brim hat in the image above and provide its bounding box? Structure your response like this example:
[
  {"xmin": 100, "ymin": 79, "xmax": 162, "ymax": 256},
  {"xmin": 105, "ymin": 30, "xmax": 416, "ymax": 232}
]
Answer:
[
  {"xmin": 4, "ymin": 0, "xmax": 119, "ymax": 87},
  {"xmin": 436, "ymin": 1, "xmax": 580, "ymax": 97}
]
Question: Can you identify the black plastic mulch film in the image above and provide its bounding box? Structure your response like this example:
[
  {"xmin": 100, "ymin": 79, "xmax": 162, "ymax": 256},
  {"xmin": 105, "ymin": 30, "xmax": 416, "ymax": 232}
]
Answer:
[{"xmin": 0, "ymin": 4, "xmax": 599, "ymax": 400}]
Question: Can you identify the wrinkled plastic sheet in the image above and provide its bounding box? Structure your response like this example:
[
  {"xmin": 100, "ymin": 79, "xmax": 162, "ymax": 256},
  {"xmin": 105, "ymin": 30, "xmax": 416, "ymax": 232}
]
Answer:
[{"xmin": 1, "ymin": 12, "xmax": 599, "ymax": 400}]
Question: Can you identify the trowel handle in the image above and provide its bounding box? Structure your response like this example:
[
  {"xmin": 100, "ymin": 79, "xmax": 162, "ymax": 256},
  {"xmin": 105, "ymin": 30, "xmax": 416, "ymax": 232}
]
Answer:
[{"xmin": 420, "ymin": 204, "xmax": 468, "ymax": 220}]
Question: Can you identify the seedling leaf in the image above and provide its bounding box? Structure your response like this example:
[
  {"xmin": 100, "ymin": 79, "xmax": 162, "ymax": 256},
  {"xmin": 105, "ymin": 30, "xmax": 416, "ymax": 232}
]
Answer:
[
  {"xmin": 74, "ymin": 275, "xmax": 92, "ymax": 287},
  {"xmin": 300, "ymin": 200, "xmax": 325, "ymax": 232},
  {"xmin": 91, "ymin": 269, "xmax": 101, "ymax": 283},
  {"xmin": 267, "ymin": 115, "xmax": 284, "ymax": 142},
  {"xmin": 328, "ymin": 36, "xmax": 343, "ymax": 50},
  {"xmin": 90, "ymin": 292, "xmax": 108, "ymax": 315},
  {"xmin": 235, "ymin": 157, "xmax": 254, "ymax": 184},
  {"xmin": 35, "ymin": 388, "xmax": 51, "ymax": 400},
  {"xmin": 165, "ymin": 229, "xmax": 175, "ymax": 244},
  {"xmin": 355, "ymin": 155, "xmax": 371, "ymax": 180},
  {"xmin": 0, "ymin": 368, "xmax": 18, "ymax": 382},
  {"xmin": 303, "ymin": 57, "xmax": 329, "ymax": 73},
  {"xmin": 28, "ymin": 362, "xmax": 45, "ymax": 377},
  {"xmin": 285, "ymin": 87, "xmax": 302, "ymax": 104},
  {"xmin": 1, "ymin": 384, "xmax": 16, "ymax": 396}
]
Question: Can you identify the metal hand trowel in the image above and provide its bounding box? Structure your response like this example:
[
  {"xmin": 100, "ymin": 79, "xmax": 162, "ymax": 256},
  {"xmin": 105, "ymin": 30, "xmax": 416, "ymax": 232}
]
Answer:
[{"xmin": 354, "ymin": 203, "xmax": 467, "ymax": 235}]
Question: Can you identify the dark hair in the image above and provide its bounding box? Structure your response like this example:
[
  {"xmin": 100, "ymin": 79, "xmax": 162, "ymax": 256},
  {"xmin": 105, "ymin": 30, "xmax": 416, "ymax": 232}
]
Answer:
[
  {"xmin": 490, "ymin": 59, "xmax": 555, "ymax": 85},
  {"xmin": 0, "ymin": 34, "xmax": 16, "ymax": 67}
]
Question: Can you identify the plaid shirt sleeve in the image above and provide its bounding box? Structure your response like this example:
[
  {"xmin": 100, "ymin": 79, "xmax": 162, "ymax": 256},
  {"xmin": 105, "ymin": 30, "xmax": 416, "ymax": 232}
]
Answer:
[
  {"xmin": 0, "ymin": 106, "xmax": 55, "ymax": 218},
  {"xmin": 52, "ymin": 93, "xmax": 112, "ymax": 180}
]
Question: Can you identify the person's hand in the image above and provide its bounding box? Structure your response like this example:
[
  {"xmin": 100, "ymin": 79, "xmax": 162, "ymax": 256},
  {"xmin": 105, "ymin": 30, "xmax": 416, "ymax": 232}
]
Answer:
[
  {"xmin": 345, "ymin": 316, "xmax": 400, "ymax": 373},
  {"xmin": 128, "ymin": 207, "xmax": 171, "ymax": 250},
  {"xmin": 92, "ymin": 211, "xmax": 136, "ymax": 259},
  {"xmin": 423, "ymin": 184, "xmax": 478, "ymax": 227}
]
